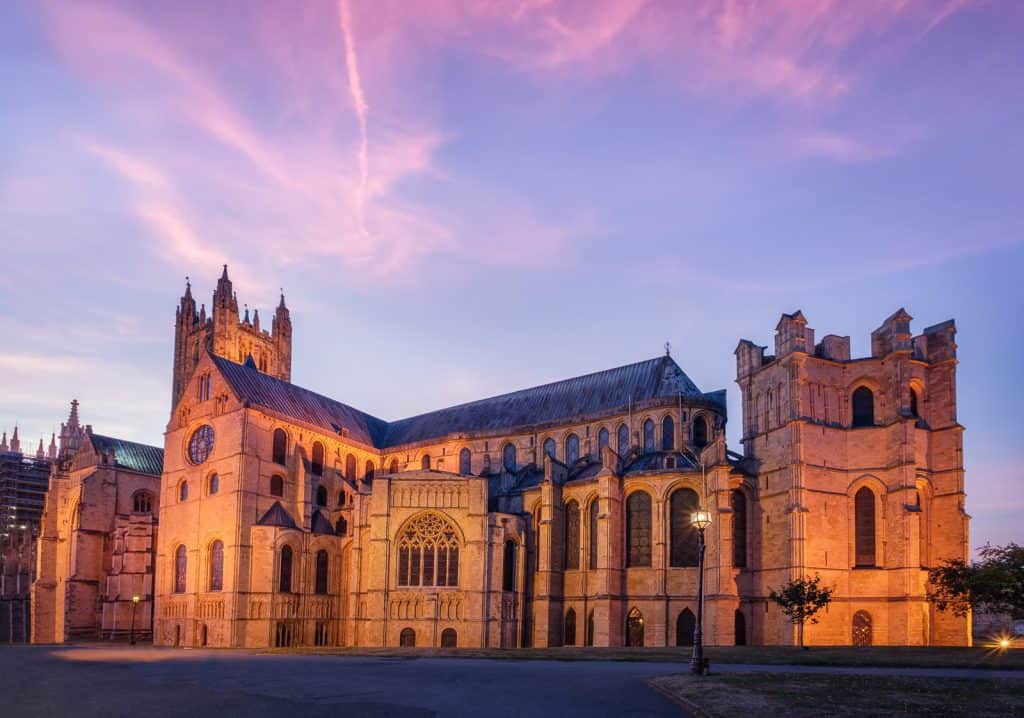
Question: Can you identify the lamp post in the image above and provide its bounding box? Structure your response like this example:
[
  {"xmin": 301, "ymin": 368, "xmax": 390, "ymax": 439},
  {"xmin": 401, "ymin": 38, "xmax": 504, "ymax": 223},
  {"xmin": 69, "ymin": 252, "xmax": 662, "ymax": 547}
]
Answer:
[
  {"xmin": 130, "ymin": 595, "xmax": 140, "ymax": 646},
  {"xmin": 689, "ymin": 509, "xmax": 712, "ymax": 676}
]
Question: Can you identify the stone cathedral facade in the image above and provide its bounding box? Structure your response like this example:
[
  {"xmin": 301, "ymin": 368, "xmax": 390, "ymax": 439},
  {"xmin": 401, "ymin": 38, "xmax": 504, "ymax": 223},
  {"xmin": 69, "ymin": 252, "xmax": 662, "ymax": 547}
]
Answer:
[{"xmin": 36, "ymin": 266, "xmax": 971, "ymax": 648}]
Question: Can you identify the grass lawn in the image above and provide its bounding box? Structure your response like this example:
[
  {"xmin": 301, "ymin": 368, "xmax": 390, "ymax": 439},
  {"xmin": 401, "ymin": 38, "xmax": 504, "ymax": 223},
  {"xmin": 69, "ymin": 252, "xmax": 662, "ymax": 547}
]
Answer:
[
  {"xmin": 281, "ymin": 644, "xmax": 1024, "ymax": 670},
  {"xmin": 650, "ymin": 672, "xmax": 1024, "ymax": 718}
]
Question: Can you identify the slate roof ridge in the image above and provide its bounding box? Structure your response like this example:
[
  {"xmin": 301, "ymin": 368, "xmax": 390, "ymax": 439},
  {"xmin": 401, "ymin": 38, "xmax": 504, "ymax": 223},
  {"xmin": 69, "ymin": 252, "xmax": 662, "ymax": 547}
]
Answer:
[
  {"xmin": 88, "ymin": 433, "xmax": 165, "ymax": 476},
  {"xmin": 256, "ymin": 501, "xmax": 298, "ymax": 529}
]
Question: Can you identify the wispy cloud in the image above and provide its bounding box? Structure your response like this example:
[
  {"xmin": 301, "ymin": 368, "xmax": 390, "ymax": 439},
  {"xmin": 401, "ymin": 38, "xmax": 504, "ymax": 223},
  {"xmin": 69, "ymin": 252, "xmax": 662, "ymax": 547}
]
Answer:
[{"xmin": 338, "ymin": 0, "xmax": 371, "ymax": 240}]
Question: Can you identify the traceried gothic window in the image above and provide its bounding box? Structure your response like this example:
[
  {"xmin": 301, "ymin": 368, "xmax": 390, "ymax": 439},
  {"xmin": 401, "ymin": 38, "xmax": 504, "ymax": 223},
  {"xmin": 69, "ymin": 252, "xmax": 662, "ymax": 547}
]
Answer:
[
  {"xmin": 589, "ymin": 499, "xmax": 599, "ymax": 569},
  {"xmin": 693, "ymin": 416, "xmax": 709, "ymax": 449},
  {"xmin": 502, "ymin": 540, "xmax": 516, "ymax": 591},
  {"xmin": 346, "ymin": 454, "xmax": 357, "ymax": 480},
  {"xmin": 272, "ymin": 429, "xmax": 287, "ymax": 465},
  {"xmin": 396, "ymin": 513, "xmax": 460, "ymax": 588},
  {"xmin": 209, "ymin": 540, "xmax": 224, "ymax": 592},
  {"xmin": 365, "ymin": 461, "xmax": 375, "ymax": 480},
  {"xmin": 731, "ymin": 489, "xmax": 747, "ymax": 568},
  {"xmin": 565, "ymin": 434, "xmax": 580, "ymax": 465},
  {"xmin": 503, "ymin": 443, "xmax": 517, "ymax": 472},
  {"xmin": 132, "ymin": 490, "xmax": 153, "ymax": 514},
  {"xmin": 626, "ymin": 491, "xmax": 652, "ymax": 567},
  {"xmin": 279, "ymin": 545, "xmax": 294, "ymax": 593},
  {"xmin": 643, "ymin": 419, "xmax": 655, "ymax": 453},
  {"xmin": 315, "ymin": 549, "xmax": 329, "ymax": 595},
  {"xmin": 316, "ymin": 485, "xmax": 327, "ymax": 507},
  {"xmin": 459, "ymin": 448, "xmax": 472, "ymax": 475},
  {"xmin": 617, "ymin": 424, "xmax": 630, "ymax": 457},
  {"xmin": 174, "ymin": 545, "xmax": 187, "ymax": 593},
  {"xmin": 187, "ymin": 424, "xmax": 214, "ymax": 465},
  {"xmin": 854, "ymin": 487, "xmax": 876, "ymax": 567},
  {"xmin": 852, "ymin": 610, "xmax": 873, "ymax": 646},
  {"xmin": 670, "ymin": 488, "xmax": 699, "ymax": 567},
  {"xmin": 543, "ymin": 438, "xmax": 556, "ymax": 461},
  {"xmin": 270, "ymin": 475, "xmax": 284, "ymax": 497},
  {"xmin": 564, "ymin": 500, "xmax": 580, "ymax": 570},
  {"xmin": 598, "ymin": 428, "xmax": 609, "ymax": 455},
  {"xmin": 852, "ymin": 387, "xmax": 875, "ymax": 428},
  {"xmin": 662, "ymin": 416, "xmax": 675, "ymax": 450},
  {"xmin": 311, "ymin": 442, "xmax": 325, "ymax": 476}
]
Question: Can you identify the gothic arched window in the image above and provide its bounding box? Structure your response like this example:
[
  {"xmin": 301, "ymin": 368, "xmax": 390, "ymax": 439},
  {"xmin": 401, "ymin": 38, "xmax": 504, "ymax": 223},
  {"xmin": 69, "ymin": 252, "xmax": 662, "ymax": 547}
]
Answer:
[
  {"xmin": 209, "ymin": 540, "xmax": 224, "ymax": 592},
  {"xmin": 174, "ymin": 544, "xmax": 187, "ymax": 593},
  {"xmin": 670, "ymin": 488, "xmax": 699, "ymax": 567},
  {"xmin": 316, "ymin": 485, "xmax": 327, "ymax": 507},
  {"xmin": 208, "ymin": 473, "xmax": 219, "ymax": 495},
  {"xmin": 734, "ymin": 609, "xmax": 747, "ymax": 646},
  {"xmin": 662, "ymin": 415, "xmax": 675, "ymax": 450},
  {"xmin": 365, "ymin": 461, "xmax": 375, "ymax": 480},
  {"xmin": 543, "ymin": 438, "xmax": 556, "ymax": 460},
  {"xmin": 617, "ymin": 424, "xmax": 630, "ymax": 457},
  {"xmin": 731, "ymin": 489, "xmax": 747, "ymax": 568},
  {"xmin": 337, "ymin": 490, "xmax": 346, "ymax": 508},
  {"xmin": 855, "ymin": 487, "xmax": 876, "ymax": 567},
  {"xmin": 564, "ymin": 608, "xmax": 577, "ymax": 646},
  {"xmin": 396, "ymin": 513, "xmax": 460, "ymax": 587},
  {"xmin": 564, "ymin": 500, "xmax": 580, "ymax": 570},
  {"xmin": 279, "ymin": 545, "xmax": 293, "ymax": 593},
  {"xmin": 676, "ymin": 608, "xmax": 695, "ymax": 646},
  {"xmin": 910, "ymin": 387, "xmax": 920, "ymax": 419},
  {"xmin": 852, "ymin": 387, "xmax": 875, "ymax": 428},
  {"xmin": 626, "ymin": 491, "xmax": 652, "ymax": 567},
  {"xmin": 503, "ymin": 443, "xmax": 517, "ymax": 473},
  {"xmin": 421, "ymin": 454, "xmax": 431, "ymax": 470},
  {"xmin": 852, "ymin": 610, "xmax": 873, "ymax": 646},
  {"xmin": 400, "ymin": 628, "xmax": 416, "ymax": 647},
  {"xmin": 346, "ymin": 453, "xmax": 357, "ymax": 481},
  {"xmin": 565, "ymin": 434, "xmax": 580, "ymax": 465},
  {"xmin": 589, "ymin": 499, "xmax": 599, "ymax": 569},
  {"xmin": 311, "ymin": 442, "xmax": 324, "ymax": 476},
  {"xmin": 270, "ymin": 474, "xmax": 284, "ymax": 497},
  {"xmin": 586, "ymin": 610, "xmax": 595, "ymax": 646},
  {"xmin": 459, "ymin": 448, "xmax": 471, "ymax": 475},
  {"xmin": 272, "ymin": 428, "xmax": 287, "ymax": 465},
  {"xmin": 502, "ymin": 540, "xmax": 516, "ymax": 591},
  {"xmin": 693, "ymin": 416, "xmax": 709, "ymax": 449},
  {"xmin": 598, "ymin": 428, "xmax": 609, "ymax": 455},
  {"xmin": 132, "ymin": 490, "xmax": 153, "ymax": 514},
  {"xmin": 643, "ymin": 419, "xmax": 655, "ymax": 453},
  {"xmin": 315, "ymin": 549, "xmax": 329, "ymax": 595},
  {"xmin": 389, "ymin": 459, "xmax": 399, "ymax": 474},
  {"xmin": 179, "ymin": 480, "xmax": 189, "ymax": 502}
]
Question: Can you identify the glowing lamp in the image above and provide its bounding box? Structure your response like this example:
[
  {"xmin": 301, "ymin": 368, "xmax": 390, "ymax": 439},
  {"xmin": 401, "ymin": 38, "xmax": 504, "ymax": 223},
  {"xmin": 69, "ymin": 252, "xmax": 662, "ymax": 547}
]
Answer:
[
  {"xmin": 132, "ymin": 595, "xmax": 141, "ymax": 604},
  {"xmin": 691, "ymin": 510, "xmax": 713, "ymax": 530}
]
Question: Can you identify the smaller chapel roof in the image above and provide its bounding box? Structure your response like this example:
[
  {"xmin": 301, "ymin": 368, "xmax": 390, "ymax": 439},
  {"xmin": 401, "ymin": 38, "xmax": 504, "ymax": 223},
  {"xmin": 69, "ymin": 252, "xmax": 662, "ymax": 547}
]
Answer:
[
  {"xmin": 88, "ymin": 433, "xmax": 164, "ymax": 476},
  {"xmin": 256, "ymin": 501, "xmax": 298, "ymax": 529}
]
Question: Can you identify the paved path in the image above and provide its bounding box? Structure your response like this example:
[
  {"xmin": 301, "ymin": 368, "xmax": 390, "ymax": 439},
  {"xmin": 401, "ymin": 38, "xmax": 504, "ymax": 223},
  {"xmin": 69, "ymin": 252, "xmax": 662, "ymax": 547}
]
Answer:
[
  {"xmin": 1, "ymin": 646, "xmax": 686, "ymax": 717},
  {"xmin": 710, "ymin": 662, "xmax": 1024, "ymax": 680}
]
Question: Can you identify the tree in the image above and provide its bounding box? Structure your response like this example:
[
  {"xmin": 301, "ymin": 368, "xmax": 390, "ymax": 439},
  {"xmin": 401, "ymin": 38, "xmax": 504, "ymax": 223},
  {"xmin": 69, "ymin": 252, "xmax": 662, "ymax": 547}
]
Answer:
[
  {"xmin": 928, "ymin": 543, "xmax": 1024, "ymax": 619},
  {"xmin": 769, "ymin": 574, "xmax": 834, "ymax": 649}
]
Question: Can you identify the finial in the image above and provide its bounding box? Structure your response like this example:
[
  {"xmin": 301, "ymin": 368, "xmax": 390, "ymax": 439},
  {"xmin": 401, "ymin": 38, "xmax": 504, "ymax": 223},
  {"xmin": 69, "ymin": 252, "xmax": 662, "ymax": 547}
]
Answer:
[
  {"xmin": 278, "ymin": 288, "xmax": 287, "ymax": 310},
  {"xmin": 243, "ymin": 303, "xmax": 250, "ymax": 323},
  {"xmin": 221, "ymin": 264, "xmax": 229, "ymax": 280},
  {"xmin": 665, "ymin": 341, "xmax": 671, "ymax": 356}
]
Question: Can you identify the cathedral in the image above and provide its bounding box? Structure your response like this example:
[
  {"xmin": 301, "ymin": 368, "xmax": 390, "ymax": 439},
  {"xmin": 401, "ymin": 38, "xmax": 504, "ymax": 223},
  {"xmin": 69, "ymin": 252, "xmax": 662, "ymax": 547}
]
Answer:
[{"xmin": 34, "ymin": 266, "xmax": 970, "ymax": 648}]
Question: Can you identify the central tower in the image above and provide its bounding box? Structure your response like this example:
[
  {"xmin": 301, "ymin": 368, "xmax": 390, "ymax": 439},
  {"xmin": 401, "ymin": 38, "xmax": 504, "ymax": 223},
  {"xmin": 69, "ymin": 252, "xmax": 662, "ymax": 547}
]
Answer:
[{"xmin": 171, "ymin": 265, "xmax": 292, "ymax": 408}]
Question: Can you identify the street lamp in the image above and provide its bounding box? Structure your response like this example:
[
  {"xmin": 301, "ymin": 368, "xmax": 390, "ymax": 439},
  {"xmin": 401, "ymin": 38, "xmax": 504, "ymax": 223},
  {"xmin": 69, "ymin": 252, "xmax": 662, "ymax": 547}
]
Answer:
[
  {"xmin": 690, "ymin": 509, "xmax": 713, "ymax": 676},
  {"xmin": 130, "ymin": 595, "xmax": 140, "ymax": 646}
]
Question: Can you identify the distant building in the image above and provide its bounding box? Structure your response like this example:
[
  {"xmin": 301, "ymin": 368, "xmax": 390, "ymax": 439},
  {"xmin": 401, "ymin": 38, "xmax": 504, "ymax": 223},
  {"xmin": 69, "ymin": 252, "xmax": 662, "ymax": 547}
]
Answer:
[
  {"xmin": 31, "ymin": 401, "xmax": 163, "ymax": 642},
  {"xmin": 0, "ymin": 427, "xmax": 55, "ymax": 539},
  {"xmin": 1, "ymin": 527, "xmax": 36, "ymax": 642}
]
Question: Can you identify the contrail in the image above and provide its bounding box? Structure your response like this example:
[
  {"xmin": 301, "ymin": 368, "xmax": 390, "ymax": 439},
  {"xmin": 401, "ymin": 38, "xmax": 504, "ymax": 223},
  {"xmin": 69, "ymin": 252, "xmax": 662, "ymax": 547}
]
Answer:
[{"xmin": 338, "ymin": 0, "xmax": 369, "ymax": 237}]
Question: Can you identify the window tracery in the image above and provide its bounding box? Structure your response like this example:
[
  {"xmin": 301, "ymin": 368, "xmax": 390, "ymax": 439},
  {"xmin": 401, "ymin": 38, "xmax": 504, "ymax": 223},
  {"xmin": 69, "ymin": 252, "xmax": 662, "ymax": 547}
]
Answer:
[{"xmin": 396, "ymin": 513, "xmax": 460, "ymax": 588}]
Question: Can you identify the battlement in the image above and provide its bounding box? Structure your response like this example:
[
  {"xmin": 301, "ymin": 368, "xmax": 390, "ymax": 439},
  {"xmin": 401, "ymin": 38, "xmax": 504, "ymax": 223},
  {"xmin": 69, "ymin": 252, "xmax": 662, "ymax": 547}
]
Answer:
[{"xmin": 736, "ymin": 309, "xmax": 957, "ymax": 379}]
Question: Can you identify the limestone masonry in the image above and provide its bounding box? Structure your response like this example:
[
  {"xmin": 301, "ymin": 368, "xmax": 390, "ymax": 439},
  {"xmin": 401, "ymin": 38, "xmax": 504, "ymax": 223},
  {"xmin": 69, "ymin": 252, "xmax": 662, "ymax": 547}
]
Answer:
[{"xmin": 33, "ymin": 267, "xmax": 970, "ymax": 648}]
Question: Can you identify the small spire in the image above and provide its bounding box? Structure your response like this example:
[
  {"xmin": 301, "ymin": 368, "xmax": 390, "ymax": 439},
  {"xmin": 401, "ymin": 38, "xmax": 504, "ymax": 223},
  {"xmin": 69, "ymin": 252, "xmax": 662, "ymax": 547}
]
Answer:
[
  {"xmin": 253, "ymin": 308, "xmax": 260, "ymax": 331},
  {"xmin": 10, "ymin": 425, "xmax": 20, "ymax": 454},
  {"xmin": 0, "ymin": 430, "xmax": 7, "ymax": 453},
  {"xmin": 243, "ymin": 304, "xmax": 250, "ymax": 324},
  {"xmin": 36, "ymin": 437, "xmax": 45, "ymax": 459},
  {"xmin": 278, "ymin": 288, "xmax": 287, "ymax": 310},
  {"xmin": 221, "ymin": 264, "xmax": 229, "ymax": 280},
  {"xmin": 665, "ymin": 341, "xmax": 671, "ymax": 357},
  {"xmin": 48, "ymin": 432, "xmax": 57, "ymax": 460}
]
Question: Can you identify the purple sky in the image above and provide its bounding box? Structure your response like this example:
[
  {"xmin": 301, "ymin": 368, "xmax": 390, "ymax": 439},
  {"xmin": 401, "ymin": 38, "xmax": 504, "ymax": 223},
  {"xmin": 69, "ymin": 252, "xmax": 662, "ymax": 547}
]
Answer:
[{"xmin": 1, "ymin": 1, "xmax": 1021, "ymax": 551}]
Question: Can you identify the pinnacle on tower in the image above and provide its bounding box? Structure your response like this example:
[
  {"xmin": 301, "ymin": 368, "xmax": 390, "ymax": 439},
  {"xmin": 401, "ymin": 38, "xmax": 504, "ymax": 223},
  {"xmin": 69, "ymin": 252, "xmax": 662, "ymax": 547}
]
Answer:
[
  {"xmin": 243, "ymin": 304, "xmax": 250, "ymax": 324},
  {"xmin": 48, "ymin": 432, "xmax": 57, "ymax": 460},
  {"xmin": 0, "ymin": 430, "xmax": 7, "ymax": 453},
  {"xmin": 36, "ymin": 437, "xmax": 45, "ymax": 460},
  {"xmin": 278, "ymin": 288, "xmax": 287, "ymax": 310},
  {"xmin": 11, "ymin": 425, "xmax": 20, "ymax": 454},
  {"xmin": 253, "ymin": 308, "xmax": 260, "ymax": 331}
]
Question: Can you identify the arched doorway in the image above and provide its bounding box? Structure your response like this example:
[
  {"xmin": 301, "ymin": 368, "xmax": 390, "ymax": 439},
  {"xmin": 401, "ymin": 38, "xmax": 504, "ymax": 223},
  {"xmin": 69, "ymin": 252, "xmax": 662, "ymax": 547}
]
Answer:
[
  {"xmin": 852, "ymin": 611, "xmax": 872, "ymax": 646},
  {"xmin": 676, "ymin": 608, "xmax": 695, "ymax": 647},
  {"xmin": 400, "ymin": 627, "xmax": 416, "ymax": 647},
  {"xmin": 441, "ymin": 628, "xmax": 457, "ymax": 648},
  {"xmin": 734, "ymin": 610, "xmax": 746, "ymax": 646},
  {"xmin": 564, "ymin": 608, "xmax": 577, "ymax": 646},
  {"xmin": 626, "ymin": 608, "xmax": 644, "ymax": 647}
]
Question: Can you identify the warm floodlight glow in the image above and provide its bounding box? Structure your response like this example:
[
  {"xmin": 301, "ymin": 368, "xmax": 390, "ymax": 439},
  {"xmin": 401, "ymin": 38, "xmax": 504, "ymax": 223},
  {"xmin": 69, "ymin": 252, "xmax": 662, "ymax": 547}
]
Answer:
[
  {"xmin": 132, "ymin": 595, "xmax": 140, "ymax": 603},
  {"xmin": 691, "ymin": 509, "xmax": 712, "ymax": 530},
  {"xmin": 986, "ymin": 633, "xmax": 1015, "ymax": 653}
]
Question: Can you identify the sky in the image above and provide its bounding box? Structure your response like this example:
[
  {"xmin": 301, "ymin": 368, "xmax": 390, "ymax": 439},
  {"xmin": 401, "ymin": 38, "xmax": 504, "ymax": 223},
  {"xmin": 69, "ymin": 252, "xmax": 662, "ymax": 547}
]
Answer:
[{"xmin": 0, "ymin": 0, "xmax": 1021, "ymax": 551}]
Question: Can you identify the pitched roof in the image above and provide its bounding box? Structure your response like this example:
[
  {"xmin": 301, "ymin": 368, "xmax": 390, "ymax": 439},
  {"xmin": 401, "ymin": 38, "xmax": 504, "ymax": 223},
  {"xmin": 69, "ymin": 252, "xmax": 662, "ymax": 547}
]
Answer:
[
  {"xmin": 88, "ymin": 433, "xmax": 164, "ymax": 476},
  {"xmin": 383, "ymin": 356, "xmax": 713, "ymax": 446},
  {"xmin": 212, "ymin": 354, "xmax": 388, "ymax": 447},
  {"xmin": 256, "ymin": 501, "xmax": 298, "ymax": 529},
  {"xmin": 213, "ymin": 353, "xmax": 724, "ymax": 450},
  {"xmin": 310, "ymin": 510, "xmax": 336, "ymax": 535}
]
